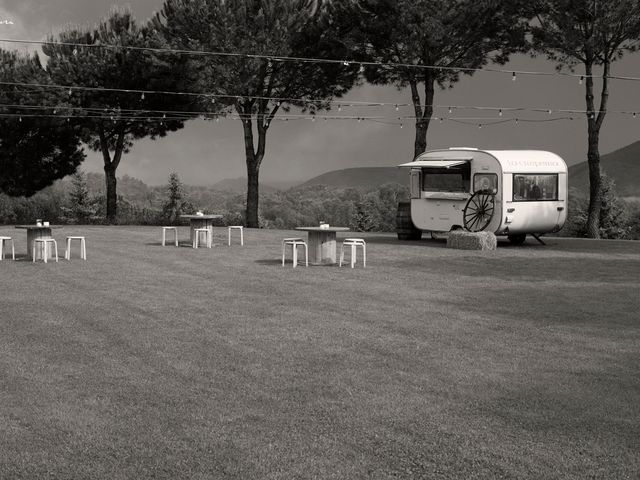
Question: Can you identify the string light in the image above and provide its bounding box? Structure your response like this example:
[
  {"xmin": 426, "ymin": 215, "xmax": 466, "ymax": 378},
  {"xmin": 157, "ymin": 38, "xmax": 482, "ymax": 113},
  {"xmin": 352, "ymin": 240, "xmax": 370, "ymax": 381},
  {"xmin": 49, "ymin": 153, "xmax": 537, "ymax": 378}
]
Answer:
[
  {"xmin": 498, "ymin": 109, "xmax": 502, "ymax": 117},
  {"xmin": 395, "ymin": 104, "xmax": 399, "ymax": 111},
  {"xmin": 579, "ymin": 76, "xmax": 584, "ymax": 85},
  {"xmin": 512, "ymin": 72, "xmax": 516, "ymax": 81},
  {"xmin": 4, "ymin": 37, "xmax": 639, "ymax": 83},
  {"xmin": 140, "ymin": 92, "xmax": 145, "ymax": 100},
  {"xmin": 2, "ymin": 78, "xmax": 638, "ymax": 117}
]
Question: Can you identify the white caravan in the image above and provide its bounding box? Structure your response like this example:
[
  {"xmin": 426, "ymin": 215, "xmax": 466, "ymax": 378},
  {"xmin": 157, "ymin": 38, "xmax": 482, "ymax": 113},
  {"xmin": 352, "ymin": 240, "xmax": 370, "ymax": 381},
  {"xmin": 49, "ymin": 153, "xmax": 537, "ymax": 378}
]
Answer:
[{"xmin": 397, "ymin": 148, "xmax": 568, "ymax": 244}]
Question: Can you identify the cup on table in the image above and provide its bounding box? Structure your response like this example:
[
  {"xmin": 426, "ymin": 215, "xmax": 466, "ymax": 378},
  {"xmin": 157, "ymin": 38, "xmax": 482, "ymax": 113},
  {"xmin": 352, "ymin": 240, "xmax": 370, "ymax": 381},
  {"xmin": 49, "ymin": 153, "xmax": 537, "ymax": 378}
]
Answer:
[
  {"xmin": 43, "ymin": 221, "xmax": 50, "ymax": 227},
  {"xmin": 36, "ymin": 219, "xmax": 42, "ymax": 226},
  {"xmin": 320, "ymin": 223, "xmax": 330, "ymax": 229}
]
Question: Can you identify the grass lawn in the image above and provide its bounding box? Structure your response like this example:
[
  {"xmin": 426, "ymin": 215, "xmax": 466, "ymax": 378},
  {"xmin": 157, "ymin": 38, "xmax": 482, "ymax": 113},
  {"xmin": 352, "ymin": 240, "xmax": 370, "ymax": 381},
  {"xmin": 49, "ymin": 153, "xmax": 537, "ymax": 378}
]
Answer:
[{"xmin": 1, "ymin": 225, "xmax": 639, "ymax": 479}]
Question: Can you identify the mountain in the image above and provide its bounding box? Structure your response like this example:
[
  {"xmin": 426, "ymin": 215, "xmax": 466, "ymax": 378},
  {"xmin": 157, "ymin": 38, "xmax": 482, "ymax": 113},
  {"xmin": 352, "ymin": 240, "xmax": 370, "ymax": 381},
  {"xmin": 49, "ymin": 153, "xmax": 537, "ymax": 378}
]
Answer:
[
  {"xmin": 568, "ymin": 141, "xmax": 640, "ymax": 197},
  {"xmin": 298, "ymin": 167, "xmax": 408, "ymax": 189}
]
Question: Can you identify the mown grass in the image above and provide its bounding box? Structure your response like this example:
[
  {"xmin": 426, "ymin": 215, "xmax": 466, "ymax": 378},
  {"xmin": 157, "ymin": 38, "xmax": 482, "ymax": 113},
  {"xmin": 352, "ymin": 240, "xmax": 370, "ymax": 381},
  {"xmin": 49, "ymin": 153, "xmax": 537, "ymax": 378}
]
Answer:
[{"xmin": 1, "ymin": 226, "xmax": 639, "ymax": 479}]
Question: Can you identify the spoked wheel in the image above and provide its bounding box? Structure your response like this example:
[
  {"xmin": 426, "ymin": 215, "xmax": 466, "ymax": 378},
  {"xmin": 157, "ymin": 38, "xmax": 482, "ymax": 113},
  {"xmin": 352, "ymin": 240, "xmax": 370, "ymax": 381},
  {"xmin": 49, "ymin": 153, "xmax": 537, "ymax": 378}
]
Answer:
[{"xmin": 463, "ymin": 190, "xmax": 496, "ymax": 232}]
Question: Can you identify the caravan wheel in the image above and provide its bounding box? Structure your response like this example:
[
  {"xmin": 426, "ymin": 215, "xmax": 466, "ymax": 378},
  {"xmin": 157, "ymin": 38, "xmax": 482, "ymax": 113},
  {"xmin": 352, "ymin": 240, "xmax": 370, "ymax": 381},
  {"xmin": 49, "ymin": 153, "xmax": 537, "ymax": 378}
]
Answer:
[{"xmin": 463, "ymin": 190, "xmax": 495, "ymax": 232}]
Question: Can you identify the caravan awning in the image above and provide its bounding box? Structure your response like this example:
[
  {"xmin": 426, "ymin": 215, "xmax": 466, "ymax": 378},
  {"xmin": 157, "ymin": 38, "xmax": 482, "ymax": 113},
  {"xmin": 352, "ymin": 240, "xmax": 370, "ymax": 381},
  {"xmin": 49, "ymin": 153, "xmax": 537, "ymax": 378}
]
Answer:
[{"xmin": 397, "ymin": 159, "xmax": 471, "ymax": 168}]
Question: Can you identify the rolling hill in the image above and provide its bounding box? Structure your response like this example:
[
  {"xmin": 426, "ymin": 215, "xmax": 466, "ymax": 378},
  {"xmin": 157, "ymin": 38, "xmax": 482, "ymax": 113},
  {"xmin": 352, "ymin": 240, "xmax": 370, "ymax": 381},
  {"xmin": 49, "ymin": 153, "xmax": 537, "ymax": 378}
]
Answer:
[
  {"xmin": 297, "ymin": 167, "xmax": 408, "ymax": 189},
  {"xmin": 568, "ymin": 141, "xmax": 640, "ymax": 197}
]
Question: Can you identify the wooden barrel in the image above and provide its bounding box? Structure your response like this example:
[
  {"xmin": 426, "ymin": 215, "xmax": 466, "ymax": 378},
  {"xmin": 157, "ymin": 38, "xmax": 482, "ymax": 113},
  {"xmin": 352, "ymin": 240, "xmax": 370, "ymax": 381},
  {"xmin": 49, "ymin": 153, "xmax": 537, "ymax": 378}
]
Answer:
[{"xmin": 396, "ymin": 201, "xmax": 422, "ymax": 240}]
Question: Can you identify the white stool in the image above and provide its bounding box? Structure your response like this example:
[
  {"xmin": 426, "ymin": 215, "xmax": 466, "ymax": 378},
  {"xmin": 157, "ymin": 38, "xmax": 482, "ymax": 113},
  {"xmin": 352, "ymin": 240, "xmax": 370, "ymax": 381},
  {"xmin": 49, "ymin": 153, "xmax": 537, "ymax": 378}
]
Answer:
[
  {"xmin": 0, "ymin": 236, "xmax": 15, "ymax": 261},
  {"xmin": 228, "ymin": 226, "xmax": 244, "ymax": 246},
  {"xmin": 340, "ymin": 238, "xmax": 366, "ymax": 268},
  {"xmin": 65, "ymin": 236, "xmax": 86, "ymax": 260},
  {"xmin": 282, "ymin": 239, "xmax": 308, "ymax": 268},
  {"xmin": 193, "ymin": 228, "xmax": 212, "ymax": 248},
  {"xmin": 33, "ymin": 238, "xmax": 58, "ymax": 263},
  {"xmin": 162, "ymin": 227, "xmax": 178, "ymax": 246}
]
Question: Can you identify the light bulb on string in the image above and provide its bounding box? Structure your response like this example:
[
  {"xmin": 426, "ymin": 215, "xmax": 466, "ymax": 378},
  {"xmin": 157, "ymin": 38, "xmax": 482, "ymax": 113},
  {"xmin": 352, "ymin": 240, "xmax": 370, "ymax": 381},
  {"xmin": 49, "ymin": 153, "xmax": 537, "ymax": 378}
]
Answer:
[
  {"xmin": 68, "ymin": 88, "xmax": 72, "ymax": 96},
  {"xmin": 548, "ymin": 109, "xmax": 552, "ymax": 115},
  {"xmin": 141, "ymin": 92, "xmax": 145, "ymax": 100},
  {"xmin": 395, "ymin": 104, "xmax": 399, "ymax": 111},
  {"xmin": 512, "ymin": 72, "xmax": 516, "ymax": 82},
  {"xmin": 338, "ymin": 104, "xmax": 341, "ymax": 112},
  {"xmin": 448, "ymin": 107, "xmax": 452, "ymax": 114},
  {"xmin": 478, "ymin": 124, "xmax": 482, "ymax": 129},
  {"xmin": 633, "ymin": 112, "xmax": 637, "ymax": 118},
  {"xmin": 498, "ymin": 109, "xmax": 503, "ymax": 117},
  {"xmin": 19, "ymin": 116, "xmax": 22, "ymax": 122},
  {"xmin": 400, "ymin": 123, "xmax": 403, "ymax": 129},
  {"xmin": 72, "ymin": 48, "xmax": 78, "ymax": 56},
  {"xmin": 579, "ymin": 76, "xmax": 584, "ymax": 85}
]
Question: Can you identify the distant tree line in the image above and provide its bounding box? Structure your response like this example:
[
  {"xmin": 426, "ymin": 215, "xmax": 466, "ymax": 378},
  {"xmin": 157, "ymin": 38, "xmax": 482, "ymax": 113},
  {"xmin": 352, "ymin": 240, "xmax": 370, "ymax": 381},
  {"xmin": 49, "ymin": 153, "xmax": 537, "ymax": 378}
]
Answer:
[
  {"xmin": 1, "ymin": 171, "xmax": 639, "ymax": 239},
  {"xmin": 2, "ymin": 0, "xmax": 640, "ymax": 238}
]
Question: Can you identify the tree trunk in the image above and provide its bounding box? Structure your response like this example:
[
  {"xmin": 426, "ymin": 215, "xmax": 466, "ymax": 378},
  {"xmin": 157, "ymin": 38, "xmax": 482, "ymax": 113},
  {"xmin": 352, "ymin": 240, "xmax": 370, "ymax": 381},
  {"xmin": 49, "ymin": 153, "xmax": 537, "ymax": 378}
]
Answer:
[
  {"xmin": 410, "ymin": 77, "xmax": 435, "ymax": 159},
  {"xmin": 241, "ymin": 112, "xmax": 266, "ymax": 228},
  {"xmin": 585, "ymin": 122, "xmax": 601, "ymax": 238},
  {"xmin": 246, "ymin": 159, "xmax": 260, "ymax": 228},
  {"xmin": 99, "ymin": 127, "xmax": 125, "ymax": 224},
  {"xmin": 583, "ymin": 59, "xmax": 609, "ymax": 238},
  {"xmin": 104, "ymin": 164, "xmax": 118, "ymax": 223}
]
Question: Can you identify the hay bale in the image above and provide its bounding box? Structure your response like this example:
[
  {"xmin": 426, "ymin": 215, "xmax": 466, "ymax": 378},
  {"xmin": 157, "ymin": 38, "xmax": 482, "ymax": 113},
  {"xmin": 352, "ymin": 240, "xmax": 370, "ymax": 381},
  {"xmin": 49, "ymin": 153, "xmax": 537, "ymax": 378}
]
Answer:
[{"xmin": 446, "ymin": 230, "xmax": 497, "ymax": 250}]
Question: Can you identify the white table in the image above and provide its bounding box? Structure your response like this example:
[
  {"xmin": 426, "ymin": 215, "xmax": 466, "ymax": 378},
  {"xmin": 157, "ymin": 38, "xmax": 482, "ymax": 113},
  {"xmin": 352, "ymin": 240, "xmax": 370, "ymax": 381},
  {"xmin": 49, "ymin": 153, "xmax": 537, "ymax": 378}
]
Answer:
[
  {"xmin": 295, "ymin": 226, "xmax": 350, "ymax": 265},
  {"xmin": 15, "ymin": 225, "xmax": 63, "ymax": 260},
  {"xmin": 180, "ymin": 215, "xmax": 223, "ymax": 244}
]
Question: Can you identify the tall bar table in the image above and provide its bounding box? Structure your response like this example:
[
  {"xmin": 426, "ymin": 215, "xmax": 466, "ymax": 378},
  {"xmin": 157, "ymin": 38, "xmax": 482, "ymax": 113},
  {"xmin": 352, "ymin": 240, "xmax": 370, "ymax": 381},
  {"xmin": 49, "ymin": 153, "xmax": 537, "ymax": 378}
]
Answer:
[
  {"xmin": 15, "ymin": 225, "xmax": 63, "ymax": 260},
  {"xmin": 295, "ymin": 226, "xmax": 350, "ymax": 265},
  {"xmin": 180, "ymin": 214, "xmax": 223, "ymax": 245}
]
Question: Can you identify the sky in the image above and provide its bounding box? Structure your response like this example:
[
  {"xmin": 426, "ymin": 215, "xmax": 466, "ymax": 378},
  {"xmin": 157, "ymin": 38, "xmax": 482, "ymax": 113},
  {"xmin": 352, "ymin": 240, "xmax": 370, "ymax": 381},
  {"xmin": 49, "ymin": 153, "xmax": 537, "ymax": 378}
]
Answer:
[{"xmin": 1, "ymin": 0, "xmax": 639, "ymax": 186}]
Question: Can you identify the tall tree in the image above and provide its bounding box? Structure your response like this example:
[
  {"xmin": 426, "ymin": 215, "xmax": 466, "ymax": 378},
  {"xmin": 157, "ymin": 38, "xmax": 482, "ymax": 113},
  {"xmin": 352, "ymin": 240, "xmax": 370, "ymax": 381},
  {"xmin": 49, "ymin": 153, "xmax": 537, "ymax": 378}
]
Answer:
[
  {"xmin": 0, "ymin": 50, "xmax": 85, "ymax": 196},
  {"xmin": 338, "ymin": 0, "xmax": 528, "ymax": 158},
  {"xmin": 529, "ymin": 0, "xmax": 640, "ymax": 238},
  {"xmin": 155, "ymin": 0, "xmax": 358, "ymax": 227},
  {"xmin": 43, "ymin": 9, "xmax": 193, "ymax": 222}
]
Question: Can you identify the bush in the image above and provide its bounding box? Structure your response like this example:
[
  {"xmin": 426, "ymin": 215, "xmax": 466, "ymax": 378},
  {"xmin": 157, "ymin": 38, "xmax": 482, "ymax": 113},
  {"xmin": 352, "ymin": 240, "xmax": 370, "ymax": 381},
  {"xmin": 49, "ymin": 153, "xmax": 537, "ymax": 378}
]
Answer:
[{"xmin": 564, "ymin": 174, "xmax": 631, "ymax": 239}]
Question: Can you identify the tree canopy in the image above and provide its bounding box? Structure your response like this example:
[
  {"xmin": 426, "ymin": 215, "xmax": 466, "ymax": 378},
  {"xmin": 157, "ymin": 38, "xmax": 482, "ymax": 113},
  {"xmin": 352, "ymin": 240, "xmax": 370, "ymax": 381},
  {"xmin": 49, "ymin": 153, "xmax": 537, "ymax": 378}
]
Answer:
[
  {"xmin": 0, "ymin": 50, "xmax": 85, "ymax": 197},
  {"xmin": 337, "ymin": 0, "xmax": 529, "ymax": 157},
  {"xmin": 155, "ymin": 0, "xmax": 359, "ymax": 227},
  {"xmin": 529, "ymin": 0, "xmax": 640, "ymax": 237},
  {"xmin": 43, "ymin": 8, "xmax": 194, "ymax": 222}
]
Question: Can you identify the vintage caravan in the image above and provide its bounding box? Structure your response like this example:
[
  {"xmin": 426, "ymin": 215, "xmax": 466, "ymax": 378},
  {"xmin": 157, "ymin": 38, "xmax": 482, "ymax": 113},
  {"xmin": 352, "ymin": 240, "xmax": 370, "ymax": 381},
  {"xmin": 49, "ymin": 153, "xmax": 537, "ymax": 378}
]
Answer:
[{"xmin": 397, "ymin": 148, "xmax": 568, "ymax": 244}]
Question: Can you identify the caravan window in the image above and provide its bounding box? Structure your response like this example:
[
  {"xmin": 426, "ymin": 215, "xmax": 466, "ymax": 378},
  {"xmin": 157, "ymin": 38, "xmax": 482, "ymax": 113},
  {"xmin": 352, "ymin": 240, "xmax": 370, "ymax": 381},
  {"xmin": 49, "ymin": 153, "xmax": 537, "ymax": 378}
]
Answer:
[
  {"xmin": 513, "ymin": 174, "xmax": 558, "ymax": 201},
  {"xmin": 422, "ymin": 163, "xmax": 470, "ymax": 192},
  {"xmin": 473, "ymin": 173, "xmax": 498, "ymax": 193}
]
